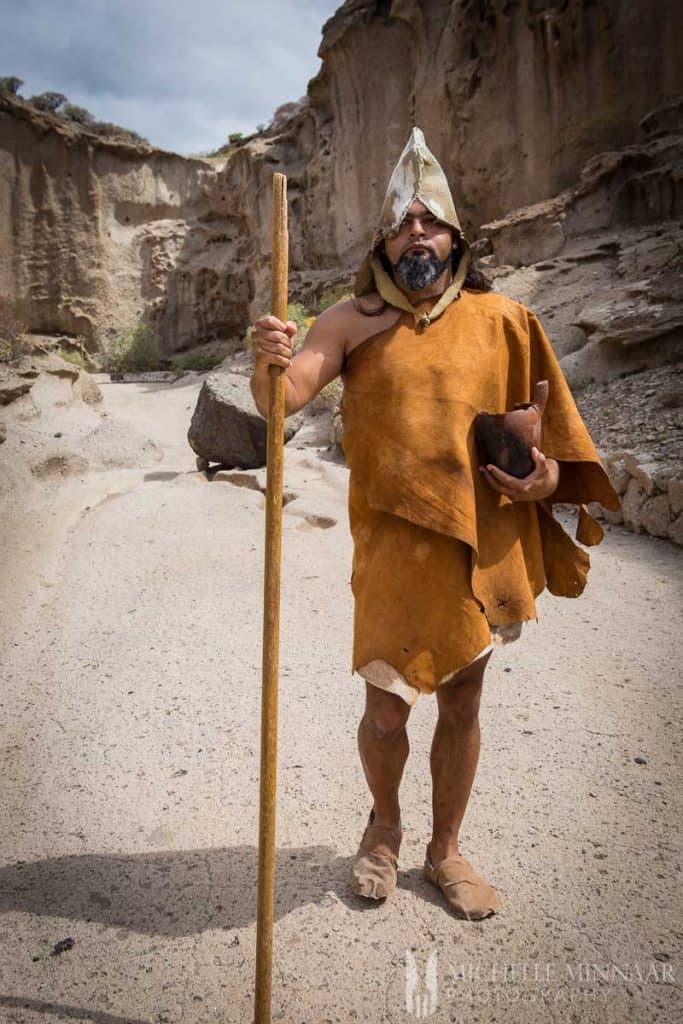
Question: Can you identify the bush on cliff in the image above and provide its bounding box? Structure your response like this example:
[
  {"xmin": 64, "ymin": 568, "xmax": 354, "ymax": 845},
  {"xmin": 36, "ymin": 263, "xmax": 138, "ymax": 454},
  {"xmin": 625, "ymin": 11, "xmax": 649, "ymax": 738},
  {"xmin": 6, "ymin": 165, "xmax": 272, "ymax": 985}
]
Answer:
[
  {"xmin": 0, "ymin": 298, "xmax": 26, "ymax": 362},
  {"xmin": 0, "ymin": 76, "xmax": 23, "ymax": 97},
  {"xmin": 62, "ymin": 103, "xmax": 95, "ymax": 126},
  {"xmin": 28, "ymin": 91, "xmax": 67, "ymax": 113},
  {"xmin": 316, "ymin": 285, "xmax": 352, "ymax": 313},
  {"xmin": 106, "ymin": 319, "xmax": 160, "ymax": 373}
]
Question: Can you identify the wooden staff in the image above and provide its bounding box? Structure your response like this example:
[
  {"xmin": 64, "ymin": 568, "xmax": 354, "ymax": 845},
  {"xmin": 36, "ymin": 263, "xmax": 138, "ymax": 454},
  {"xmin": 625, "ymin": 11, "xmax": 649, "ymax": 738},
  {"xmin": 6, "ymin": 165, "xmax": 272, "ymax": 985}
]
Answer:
[{"xmin": 254, "ymin": 172, "xmax": 288, "ymax": 1024}]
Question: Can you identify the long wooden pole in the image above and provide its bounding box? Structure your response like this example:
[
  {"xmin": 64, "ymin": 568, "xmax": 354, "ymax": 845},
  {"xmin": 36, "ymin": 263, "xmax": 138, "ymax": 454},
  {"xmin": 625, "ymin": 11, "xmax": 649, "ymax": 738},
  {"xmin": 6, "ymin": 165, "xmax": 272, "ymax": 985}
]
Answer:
[{"xmin": 254, "ymin": 173, "xmax": 288, "ymax": 1024}]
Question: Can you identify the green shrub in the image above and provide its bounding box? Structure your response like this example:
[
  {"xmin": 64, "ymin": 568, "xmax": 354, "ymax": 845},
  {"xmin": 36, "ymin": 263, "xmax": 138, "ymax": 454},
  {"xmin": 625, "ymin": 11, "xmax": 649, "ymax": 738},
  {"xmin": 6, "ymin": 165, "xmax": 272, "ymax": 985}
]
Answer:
[
  {"xmin": 62, "ymin": 103, "xmax": 95, "ymax": 126},
  {"xmin": 287, "ymin": 302, "xmax": 312, "ymax": 352},
  {"xmin": 106, "ymin": 319, "xmax": 160, "ymax": 372},
  {"xmin": 0, "ymin": 297, "xmax": 26, "ymax": 362},
  {"xmin": 0, "ymin": 76, "xmax": 23, "ymax": 97},
  {"xmin": 29, "ymin": 91, "xmax": 67, "ymax": 112},
  {"xmin": 320, "ymin": 377, "xmax": 343, "ymax": 407},
  {"xmin": 228, "ymin": 131, "xmax": 243, "ymax": 144},
  {"xmin": 91, "ymin": 120, "xmax": 149, "ymax": 144},
  {"xmin": 316, "ymin": 285, "xmax": 352, "ymax": 313},
  {"xmin": 170, "ymin": 350, "xmax": 223, "ymax": 372},
  {"xmin": 58, "ymin": 348, "xmax": 87, "ymax": 370}
]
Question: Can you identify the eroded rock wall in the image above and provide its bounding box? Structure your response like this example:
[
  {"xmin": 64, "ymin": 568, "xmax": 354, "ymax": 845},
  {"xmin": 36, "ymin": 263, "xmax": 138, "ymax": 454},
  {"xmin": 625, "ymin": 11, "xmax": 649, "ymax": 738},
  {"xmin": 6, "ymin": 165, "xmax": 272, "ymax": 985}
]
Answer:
[
  {"xmin": 1, "ymin": 0, "xmax": 681, "ymax": 356},
  {"xmin": 481, "ymin": 97, "xmax": 683, "ymax": 386},
  {"xmin": 218, "ymin": 0, "xmax": 683, "ymax": 319},
  {"xmin": 0, "ymin": 96, "xmax": 217, "ymax": 351}
]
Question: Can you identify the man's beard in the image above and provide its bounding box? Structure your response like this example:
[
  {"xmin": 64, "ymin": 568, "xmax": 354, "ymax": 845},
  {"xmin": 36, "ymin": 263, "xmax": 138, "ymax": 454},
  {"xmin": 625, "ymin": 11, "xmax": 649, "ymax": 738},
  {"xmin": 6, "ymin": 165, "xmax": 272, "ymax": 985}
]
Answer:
[{"xmin": 392, "ymin": 248, "xmax": 452, "ymax": 292}]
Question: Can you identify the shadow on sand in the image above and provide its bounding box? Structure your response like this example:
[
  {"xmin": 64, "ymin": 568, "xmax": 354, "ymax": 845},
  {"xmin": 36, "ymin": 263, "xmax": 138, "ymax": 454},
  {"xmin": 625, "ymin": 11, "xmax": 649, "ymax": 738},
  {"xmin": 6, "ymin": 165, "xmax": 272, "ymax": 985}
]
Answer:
[{"xmin": 0, "ymin": 844, "xmax": 387, "ymax": 939}]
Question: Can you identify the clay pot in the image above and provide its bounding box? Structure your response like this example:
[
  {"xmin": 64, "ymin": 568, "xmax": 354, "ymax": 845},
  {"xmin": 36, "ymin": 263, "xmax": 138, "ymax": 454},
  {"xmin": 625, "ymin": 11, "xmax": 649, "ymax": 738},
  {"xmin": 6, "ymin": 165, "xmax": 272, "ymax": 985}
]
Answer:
[{"xmin": 474, "ymin": 380, "xmax": 549, "ymax": 479}]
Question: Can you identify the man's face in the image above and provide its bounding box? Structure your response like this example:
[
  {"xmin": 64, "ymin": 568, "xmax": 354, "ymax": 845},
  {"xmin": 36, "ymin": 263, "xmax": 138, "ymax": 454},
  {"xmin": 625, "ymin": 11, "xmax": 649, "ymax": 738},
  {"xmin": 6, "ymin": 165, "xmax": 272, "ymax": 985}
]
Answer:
[{"xmin": 383, "ymin": 200, "xmax": 455, "ymax": 291}]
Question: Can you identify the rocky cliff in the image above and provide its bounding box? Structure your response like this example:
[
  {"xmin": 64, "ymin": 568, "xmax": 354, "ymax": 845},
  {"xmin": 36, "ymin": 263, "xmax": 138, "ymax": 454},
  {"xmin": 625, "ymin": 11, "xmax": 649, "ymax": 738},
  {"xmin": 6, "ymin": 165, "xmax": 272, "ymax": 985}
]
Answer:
[
  {"xmin": 0, "ymin": 95, "xmax": 220, "ymax": 353},
  {"xmin": 480, "ymin": 95, "xmax": 683, "ymax": 387},
  {"xmin": 1, "ymin": 0, "xmax": 682, "ymax": 361}
]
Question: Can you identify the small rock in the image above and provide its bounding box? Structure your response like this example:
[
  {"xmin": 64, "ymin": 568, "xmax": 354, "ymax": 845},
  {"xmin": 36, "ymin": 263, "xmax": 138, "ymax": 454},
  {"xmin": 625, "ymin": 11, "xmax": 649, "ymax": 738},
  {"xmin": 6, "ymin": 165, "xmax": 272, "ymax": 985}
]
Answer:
[
  {"xmin": 641, "ymin": 493, "xmax": 671, "ymax": 537},
  {"xmin": 668, "ymin": 478, "xmax": 683, "ymax": 517},
  {"xmin": 621, "ymin": 477, "xmax": 648, "ymax": 531},
  {"xmin": 632, "ymin": 462, "xmax": 660, "ymax": 496},
  {"xmin": 187, "ymin": 372, "xmax": 303, "ymax": 468},
  {"xmin": 634, "ymin": 756, "xmax": 647, "ymax": 765},
  {"xmin": 668, "ymin": 512, "xmax": 683, "ymax": 546},
  {"xmin": 76, "ymin": 370, "xmax": 103, "ymax": 405},
  {"xmin": 606, "ymin": 458, "xmax": 631, "ymax": 496},
  {"xmin": 603, "ymin": 505, "xmax": 624, "ymax": 525},
  {"xmin": 652, "ymin": 465, "xmax": 678, "ymax": 490},
  {"xmin": 623, "ymin": 452, "xmax": 657, "ymax": 474},
  {"xmin": 50, "ymin": 937, "xmax": 75, "ymax": 957}
]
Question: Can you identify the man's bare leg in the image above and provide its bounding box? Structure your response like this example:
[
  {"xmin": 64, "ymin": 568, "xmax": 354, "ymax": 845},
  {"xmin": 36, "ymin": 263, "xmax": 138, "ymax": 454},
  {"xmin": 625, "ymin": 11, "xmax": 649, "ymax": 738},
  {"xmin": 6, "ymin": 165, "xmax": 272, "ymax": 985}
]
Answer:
[
  {"xmin": 350, "ymin": 683, "xmax": 411, "ymax": 899},
  {"xmin": 358, "ymin": 682, "xmax": 411, "ymax": 828},
  {"xmin": 430, "ymin": 652, "xmax": 490, "ymax": 860},
  {"xmin": 425, "ymin": 651, "xmax": 501, "ymax": 918}
]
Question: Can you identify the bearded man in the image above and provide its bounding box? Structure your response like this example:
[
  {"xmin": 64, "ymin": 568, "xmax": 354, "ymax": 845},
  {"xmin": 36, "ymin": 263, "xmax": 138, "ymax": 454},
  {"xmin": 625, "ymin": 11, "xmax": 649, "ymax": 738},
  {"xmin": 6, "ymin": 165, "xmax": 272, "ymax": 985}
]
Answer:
[{"xmin": 250, "ymin": 129, "xmax": 619, "ymax": 920}]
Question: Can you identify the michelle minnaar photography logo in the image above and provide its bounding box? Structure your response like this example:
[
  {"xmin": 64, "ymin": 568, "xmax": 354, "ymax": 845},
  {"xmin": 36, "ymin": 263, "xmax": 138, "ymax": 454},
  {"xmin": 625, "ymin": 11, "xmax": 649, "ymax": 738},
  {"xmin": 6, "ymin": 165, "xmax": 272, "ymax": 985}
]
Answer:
[
  {"xmin": 405, "ymin": 948, "xmax": 439, "ymax": 1018},
  {"xmin": 390, "ymin": 948, "xmax": 675, "ymax": 1018}
]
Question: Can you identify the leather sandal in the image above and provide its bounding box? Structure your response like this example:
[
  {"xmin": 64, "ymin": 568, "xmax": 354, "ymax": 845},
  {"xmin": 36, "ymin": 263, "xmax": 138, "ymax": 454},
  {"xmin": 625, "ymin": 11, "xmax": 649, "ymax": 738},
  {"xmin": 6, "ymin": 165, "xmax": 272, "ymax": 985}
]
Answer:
[
  {"xmin": 424, "ymin": 843, "xmax": 501, "ymax": 920},
  {"xmin": 349, "ymin": 809, "xmax": 402, "ymax": 900}
]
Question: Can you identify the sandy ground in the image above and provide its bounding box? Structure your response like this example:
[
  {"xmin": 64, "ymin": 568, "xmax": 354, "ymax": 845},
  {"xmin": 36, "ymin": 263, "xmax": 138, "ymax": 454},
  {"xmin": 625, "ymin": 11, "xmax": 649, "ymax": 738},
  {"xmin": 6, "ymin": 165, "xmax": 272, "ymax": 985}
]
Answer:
[{"xmin": 0, "ymin": 377, "xmax": 681, "ymax": 1024}]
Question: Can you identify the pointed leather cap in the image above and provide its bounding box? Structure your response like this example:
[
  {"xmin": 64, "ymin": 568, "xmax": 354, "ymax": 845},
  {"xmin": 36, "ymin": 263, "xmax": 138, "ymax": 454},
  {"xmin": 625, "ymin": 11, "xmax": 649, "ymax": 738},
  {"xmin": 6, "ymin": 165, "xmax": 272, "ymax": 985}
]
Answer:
[{"xmin": 355, "ymin": 127, "xmax": 470, "ymax": 298}]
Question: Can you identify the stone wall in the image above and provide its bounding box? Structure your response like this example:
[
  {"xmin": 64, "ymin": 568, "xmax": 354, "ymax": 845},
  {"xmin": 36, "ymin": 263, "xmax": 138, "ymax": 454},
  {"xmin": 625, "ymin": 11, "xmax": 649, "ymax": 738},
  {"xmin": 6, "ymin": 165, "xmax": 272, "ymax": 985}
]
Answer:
[{"xmin": 596, "ymin": 453, "xmax": 683, "ymax": 547}]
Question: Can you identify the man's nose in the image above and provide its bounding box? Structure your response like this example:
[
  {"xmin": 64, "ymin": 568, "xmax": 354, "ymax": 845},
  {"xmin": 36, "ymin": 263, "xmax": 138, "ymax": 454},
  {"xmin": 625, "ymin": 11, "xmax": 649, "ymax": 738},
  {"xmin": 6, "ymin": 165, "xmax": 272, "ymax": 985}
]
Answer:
[{"xmin": 408, "ymin": 217, "xmax": 427, "ymax": 237}]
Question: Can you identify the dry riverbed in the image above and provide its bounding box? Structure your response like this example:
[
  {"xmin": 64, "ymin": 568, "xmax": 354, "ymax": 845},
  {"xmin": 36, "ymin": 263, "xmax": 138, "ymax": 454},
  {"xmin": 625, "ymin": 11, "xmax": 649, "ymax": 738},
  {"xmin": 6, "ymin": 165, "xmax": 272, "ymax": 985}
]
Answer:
[{"xmin": 0, "ymin": 376, "xmax": 681, "ymax": 1024}]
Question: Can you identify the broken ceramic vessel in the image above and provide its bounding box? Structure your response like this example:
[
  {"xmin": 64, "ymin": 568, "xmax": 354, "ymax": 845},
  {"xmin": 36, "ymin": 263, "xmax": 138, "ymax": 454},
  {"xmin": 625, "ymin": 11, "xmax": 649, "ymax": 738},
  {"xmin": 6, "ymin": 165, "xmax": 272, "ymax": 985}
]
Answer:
[{"xmin": 474, "ymin": 380, "xmax": 550, "ymax": 479}]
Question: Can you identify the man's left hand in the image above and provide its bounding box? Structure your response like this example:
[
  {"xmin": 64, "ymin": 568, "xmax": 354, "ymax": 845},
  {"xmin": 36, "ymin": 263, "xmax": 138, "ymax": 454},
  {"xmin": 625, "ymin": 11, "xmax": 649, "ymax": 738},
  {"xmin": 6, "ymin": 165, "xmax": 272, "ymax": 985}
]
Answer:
[{"xmin": 479, "ymin": 447, "xmax": 559, "ymax": 502}]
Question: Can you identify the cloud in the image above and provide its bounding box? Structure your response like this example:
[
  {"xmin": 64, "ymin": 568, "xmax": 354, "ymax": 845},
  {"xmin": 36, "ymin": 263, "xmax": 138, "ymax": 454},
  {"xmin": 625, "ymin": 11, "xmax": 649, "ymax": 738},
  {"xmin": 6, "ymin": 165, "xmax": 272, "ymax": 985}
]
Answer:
[{"xmin": 0, "ymin": 0, "xmax": 340, "ymax": 153}]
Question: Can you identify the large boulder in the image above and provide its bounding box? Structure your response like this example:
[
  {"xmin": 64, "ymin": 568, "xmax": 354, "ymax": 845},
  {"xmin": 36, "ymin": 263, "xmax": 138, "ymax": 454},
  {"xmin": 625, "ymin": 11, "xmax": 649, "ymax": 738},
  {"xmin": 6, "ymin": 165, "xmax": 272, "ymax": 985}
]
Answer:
[{"xmin": 187, "ymin": 372, "xmax": 303, "ymax": 468}]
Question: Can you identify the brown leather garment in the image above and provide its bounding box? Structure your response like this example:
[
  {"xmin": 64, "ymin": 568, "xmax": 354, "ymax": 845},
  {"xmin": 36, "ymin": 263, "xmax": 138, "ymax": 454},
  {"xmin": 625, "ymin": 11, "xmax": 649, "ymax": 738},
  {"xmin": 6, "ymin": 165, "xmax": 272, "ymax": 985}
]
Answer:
[{"xmin": 340, "ymin": 290, "xmax": 620, "ymax": 694}]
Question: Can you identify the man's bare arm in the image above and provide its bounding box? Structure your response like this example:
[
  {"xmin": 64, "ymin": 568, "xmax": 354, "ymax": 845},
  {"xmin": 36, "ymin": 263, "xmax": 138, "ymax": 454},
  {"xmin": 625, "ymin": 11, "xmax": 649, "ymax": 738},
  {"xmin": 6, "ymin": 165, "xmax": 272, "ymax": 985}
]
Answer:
[{"xmin": 250, "ymin": 304, "xmax": 349, "ymax": 418}]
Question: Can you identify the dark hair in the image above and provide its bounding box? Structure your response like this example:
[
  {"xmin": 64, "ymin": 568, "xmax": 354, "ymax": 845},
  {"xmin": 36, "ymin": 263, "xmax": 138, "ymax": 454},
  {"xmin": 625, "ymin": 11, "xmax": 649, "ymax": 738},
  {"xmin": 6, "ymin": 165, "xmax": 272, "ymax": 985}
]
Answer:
[{"xmin": 456, "ymin": 238, "xmax": 492, "ymax": 292}]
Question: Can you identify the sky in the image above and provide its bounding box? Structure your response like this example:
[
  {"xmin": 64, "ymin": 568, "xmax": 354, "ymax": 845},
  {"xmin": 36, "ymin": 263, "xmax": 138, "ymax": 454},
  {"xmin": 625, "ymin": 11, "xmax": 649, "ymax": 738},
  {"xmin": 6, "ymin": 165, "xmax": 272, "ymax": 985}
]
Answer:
[{"xmin": 0, "ymin": 0, "xmax": 341, "ymax": 154}]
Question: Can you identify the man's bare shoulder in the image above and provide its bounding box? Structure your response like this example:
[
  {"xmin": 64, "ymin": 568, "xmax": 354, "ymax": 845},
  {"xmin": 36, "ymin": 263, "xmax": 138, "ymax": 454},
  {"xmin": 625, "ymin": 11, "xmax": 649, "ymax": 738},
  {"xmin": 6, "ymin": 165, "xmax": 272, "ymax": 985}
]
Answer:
[{"xmin": 308, "ymin": 292, "xmax": 400, "ymax": 355}]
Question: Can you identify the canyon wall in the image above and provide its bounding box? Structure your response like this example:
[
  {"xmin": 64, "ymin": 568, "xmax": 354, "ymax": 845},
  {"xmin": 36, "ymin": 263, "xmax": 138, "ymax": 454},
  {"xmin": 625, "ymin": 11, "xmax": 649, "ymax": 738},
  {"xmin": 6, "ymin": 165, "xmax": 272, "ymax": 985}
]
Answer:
[
  {"xmin": 0, "ymin": 97, "xmax": 220, "ymax": 351},
  {"xmin": 0, "ymin": 0, "xmax": 681, "ymax": 357}
]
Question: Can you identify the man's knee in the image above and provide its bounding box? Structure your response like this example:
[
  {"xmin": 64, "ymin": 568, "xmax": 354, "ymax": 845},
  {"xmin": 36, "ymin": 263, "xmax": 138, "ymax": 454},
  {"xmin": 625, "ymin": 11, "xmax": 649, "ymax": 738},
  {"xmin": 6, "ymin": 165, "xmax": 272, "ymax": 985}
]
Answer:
[
  {"xmin": 437, "ymin": 654, "xmax": 490, "ymax": 725},
  {"xmin": 361, "ymin": 685, "xmax": 410, "ymax": 741}
]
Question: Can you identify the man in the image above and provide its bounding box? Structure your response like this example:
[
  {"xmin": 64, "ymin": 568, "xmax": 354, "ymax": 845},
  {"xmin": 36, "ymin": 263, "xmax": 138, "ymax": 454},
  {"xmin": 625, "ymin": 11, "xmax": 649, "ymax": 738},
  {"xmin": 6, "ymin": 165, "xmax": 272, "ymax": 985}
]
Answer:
[{"xmin": 250, "ymin": 129, "xmax": 619, "ymax": 920}]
